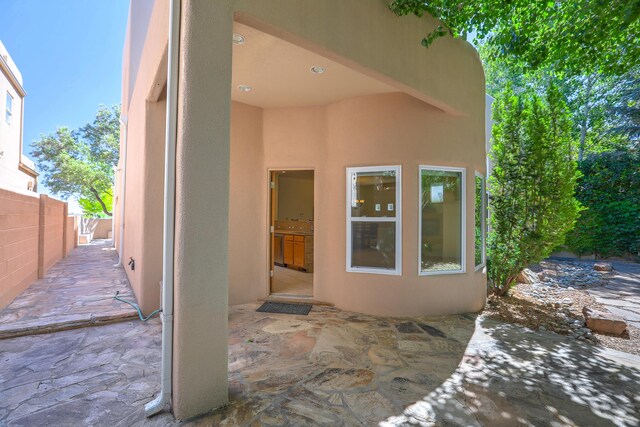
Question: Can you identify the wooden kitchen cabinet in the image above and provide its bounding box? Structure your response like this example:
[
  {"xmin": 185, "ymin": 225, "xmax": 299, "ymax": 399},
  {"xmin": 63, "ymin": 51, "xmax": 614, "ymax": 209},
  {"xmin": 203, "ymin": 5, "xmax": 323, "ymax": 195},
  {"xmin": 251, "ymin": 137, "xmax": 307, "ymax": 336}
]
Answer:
[
  {"xmin": 280, "ymin": 233, "xmax": 313, "ymax": 272},
  {"xmin": 294, "ymin": 240, "xmax": 305, "ymax": 267},
  {"xmin": 283, "ymin": 235, "xmax": 294, "ymax": 265}
]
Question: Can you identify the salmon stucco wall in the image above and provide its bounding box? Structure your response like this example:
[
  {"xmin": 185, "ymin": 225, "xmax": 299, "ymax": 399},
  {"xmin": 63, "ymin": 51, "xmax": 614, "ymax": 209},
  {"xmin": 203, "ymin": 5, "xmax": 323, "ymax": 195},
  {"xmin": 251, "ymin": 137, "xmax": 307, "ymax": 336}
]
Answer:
[
  {"xmin": 0, "ymin": 189, "xmax": 39, "ymax": 308},
  {"xmin": 119, "ymin": 95, "xmax": 167, "ymax": 315},
  {"xmin": 121, "ymin": 0, "xmax": 486, "ymax": 419},
  {"xmin": 235, "ymin": 92, "xmax": 487, "ymax": 317},
  {"xmin": 229, "ymin": 102, "xmax": 266, "ymax": 305},
  {"xmin": 116, "ymin": 0, "xmax": 168, "ymax": 315}
]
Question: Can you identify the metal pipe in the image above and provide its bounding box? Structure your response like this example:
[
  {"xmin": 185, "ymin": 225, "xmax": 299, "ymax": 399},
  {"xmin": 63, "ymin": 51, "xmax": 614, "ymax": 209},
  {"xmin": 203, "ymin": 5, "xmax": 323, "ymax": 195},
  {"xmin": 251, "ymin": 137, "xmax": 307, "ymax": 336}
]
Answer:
[{"xmin": 144, "ymin": 0, "xmax": 180, "ymax": 417}]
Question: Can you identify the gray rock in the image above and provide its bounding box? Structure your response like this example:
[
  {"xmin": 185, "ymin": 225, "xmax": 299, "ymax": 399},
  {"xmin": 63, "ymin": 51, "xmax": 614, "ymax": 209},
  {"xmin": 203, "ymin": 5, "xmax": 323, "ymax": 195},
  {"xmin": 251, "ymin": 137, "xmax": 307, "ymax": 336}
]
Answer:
[{"xmin": 594, "ymin": 262, "xmax": 613, "ymax": 272}]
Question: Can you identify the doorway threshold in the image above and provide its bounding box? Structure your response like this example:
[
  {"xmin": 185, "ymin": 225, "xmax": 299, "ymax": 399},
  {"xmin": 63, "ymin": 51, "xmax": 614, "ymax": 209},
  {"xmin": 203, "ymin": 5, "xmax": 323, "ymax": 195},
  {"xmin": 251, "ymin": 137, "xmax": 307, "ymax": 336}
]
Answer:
[{"xmin": 260, "ymin": 295, "xmax": 334, "ymax": 307}]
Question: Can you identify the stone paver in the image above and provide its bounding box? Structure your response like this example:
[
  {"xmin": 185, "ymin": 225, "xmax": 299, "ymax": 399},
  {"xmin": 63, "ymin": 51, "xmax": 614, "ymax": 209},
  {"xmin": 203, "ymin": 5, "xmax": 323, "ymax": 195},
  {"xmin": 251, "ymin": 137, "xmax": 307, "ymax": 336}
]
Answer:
[
  {"xmin": 0, "ymin": 319, "xmax": 168, "ymax": 426},
  {"xmin": 2, "ymin": 304, "xmax": 638, "ymax": 426},
  {"xmin": 587, "ymin": 262, "xmax": 640, "ymax": 329},
  {"xmin": 0, "ymin": 240, "xmax": 138, "ymax": 339}
]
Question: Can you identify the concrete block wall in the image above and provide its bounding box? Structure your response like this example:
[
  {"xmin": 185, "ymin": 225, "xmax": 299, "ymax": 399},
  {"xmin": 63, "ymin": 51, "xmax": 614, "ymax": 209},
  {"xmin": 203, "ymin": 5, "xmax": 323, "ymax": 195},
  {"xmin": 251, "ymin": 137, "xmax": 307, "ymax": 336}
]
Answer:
[
  {"xmin": 0, "ymin": 188, "xmax": 40, "ymax": 308},
  {"xmin": 0, "ymin": 190, "xmax": 75, "ymax": 309},
  {"xmin": 64, "ymin": 216, "xmax": 78, "ymax": 257},
  {"xmin": 38, "ymin": 195, "xmax": 66, "ymax": 278},
  {"xmin": 92, "ymin": 218, "xmax": 112, "ymax": 239}
]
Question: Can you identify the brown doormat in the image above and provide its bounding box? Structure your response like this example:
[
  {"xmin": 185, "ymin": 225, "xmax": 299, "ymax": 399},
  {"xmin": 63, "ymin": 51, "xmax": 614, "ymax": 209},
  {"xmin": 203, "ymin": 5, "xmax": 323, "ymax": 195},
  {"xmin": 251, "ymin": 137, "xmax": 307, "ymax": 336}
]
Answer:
[{"xmin": 257, "ymin": 301, "xmax": 312, "ymax": 315}]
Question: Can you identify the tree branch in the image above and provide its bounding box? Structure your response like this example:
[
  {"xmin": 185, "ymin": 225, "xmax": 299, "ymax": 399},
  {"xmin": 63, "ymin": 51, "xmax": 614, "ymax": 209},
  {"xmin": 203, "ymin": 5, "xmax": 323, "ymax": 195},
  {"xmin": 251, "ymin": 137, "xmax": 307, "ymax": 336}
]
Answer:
[{"xmin": 89, "ymin": 186, "xmax": 112, "ymax": 216}]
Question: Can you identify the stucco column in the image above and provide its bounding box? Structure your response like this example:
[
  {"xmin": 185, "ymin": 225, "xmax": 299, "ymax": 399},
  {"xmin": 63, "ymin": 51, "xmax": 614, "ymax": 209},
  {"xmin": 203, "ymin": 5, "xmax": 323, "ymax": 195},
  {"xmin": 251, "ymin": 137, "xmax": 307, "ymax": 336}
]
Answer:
[{"xmin": 172, "ymin": 0, "xmax": 233, "ymax": 420}]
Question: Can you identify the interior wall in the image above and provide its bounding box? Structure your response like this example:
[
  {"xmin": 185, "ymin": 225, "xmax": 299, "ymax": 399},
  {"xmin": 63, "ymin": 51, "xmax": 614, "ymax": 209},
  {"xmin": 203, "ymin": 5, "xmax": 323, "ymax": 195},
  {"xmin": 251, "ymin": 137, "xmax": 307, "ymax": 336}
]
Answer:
[
  {"xmin": 277, "ymin": 173, "xmax": 314, "ymax": 220},
  {"xmin": 228, "ymin": 101, "xmax": 266, "ymax": 305}
]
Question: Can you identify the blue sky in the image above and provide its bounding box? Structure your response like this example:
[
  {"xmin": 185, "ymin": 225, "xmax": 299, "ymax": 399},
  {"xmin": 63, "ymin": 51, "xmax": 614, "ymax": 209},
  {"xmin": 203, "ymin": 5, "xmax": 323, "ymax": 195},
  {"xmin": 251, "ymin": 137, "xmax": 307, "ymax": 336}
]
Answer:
[{"xmin": 1, "ymin": 0, "xmax": 129, "ymax": 161}]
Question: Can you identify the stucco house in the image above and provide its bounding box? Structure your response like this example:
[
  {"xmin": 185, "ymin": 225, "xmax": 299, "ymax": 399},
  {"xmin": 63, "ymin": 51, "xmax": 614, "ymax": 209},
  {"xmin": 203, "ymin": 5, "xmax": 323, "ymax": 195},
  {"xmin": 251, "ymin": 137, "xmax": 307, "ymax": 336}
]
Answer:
[
  {"xmin": 0, "ymin": 40, "xmax": 38, "ymax": 194},
  {"xmin": 115, "ymin": 0, "xmax": 487, "ymax": 419}
]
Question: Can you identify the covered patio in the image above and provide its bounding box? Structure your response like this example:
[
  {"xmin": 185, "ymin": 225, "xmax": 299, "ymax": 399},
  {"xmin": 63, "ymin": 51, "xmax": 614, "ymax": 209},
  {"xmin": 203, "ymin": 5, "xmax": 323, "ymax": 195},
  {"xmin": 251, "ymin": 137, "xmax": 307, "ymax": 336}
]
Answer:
[{"xmin": 1, "ymin": 303, "xmax": 638, "ymax": 426}]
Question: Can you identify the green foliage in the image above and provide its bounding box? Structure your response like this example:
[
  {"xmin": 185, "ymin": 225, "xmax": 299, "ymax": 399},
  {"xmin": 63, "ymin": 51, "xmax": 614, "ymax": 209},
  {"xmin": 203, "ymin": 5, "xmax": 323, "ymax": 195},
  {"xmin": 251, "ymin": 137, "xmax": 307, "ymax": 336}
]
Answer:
[
  {"xmin": 474, "ymin": 175, "xmax": 484, "ymax": 266},
  {"xmin": 78, "ymin": 192, "xmax": 113, "ymax": 218},
  {"xmin": 31, "ymin": 105, "xmax": 120, "ymax": 216},
  {"xmin": 609, "ymin": 70, "xmax": 640, "ymax": 145},
  {"xmin": 488, "ymin": 84, "xmax": 581, "ymax": 295},
  {"xmin": 483, "ymin": 46, "xmax": 638, "ymax": 160},
  {"xmin": 566, "ymin": 150, "xmax": 640, "ymax": 257},
  {"xmin": 390, "ymin": 0, "xmax": 640, "ymax": 77}
]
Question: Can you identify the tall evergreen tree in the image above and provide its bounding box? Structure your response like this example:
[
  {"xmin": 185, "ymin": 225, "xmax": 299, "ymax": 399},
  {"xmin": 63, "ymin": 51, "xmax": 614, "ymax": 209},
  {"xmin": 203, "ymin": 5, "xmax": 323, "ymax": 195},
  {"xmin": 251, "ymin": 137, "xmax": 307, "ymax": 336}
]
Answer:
[{"xmin": 488, "ymin": 85, "xmax": 581, "ymax": 295}]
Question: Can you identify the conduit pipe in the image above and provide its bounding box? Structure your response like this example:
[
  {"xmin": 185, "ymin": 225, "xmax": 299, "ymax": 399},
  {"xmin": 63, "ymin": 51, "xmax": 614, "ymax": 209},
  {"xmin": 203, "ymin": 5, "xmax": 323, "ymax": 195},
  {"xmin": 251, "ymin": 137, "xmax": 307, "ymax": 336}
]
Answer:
[
  {"xmin": 115, "ymin": 116, "xmax": 128, "ymax": 267},
  {"xmin": 145, "ymin": 0, "xmax": 180, "ymax": 417}
]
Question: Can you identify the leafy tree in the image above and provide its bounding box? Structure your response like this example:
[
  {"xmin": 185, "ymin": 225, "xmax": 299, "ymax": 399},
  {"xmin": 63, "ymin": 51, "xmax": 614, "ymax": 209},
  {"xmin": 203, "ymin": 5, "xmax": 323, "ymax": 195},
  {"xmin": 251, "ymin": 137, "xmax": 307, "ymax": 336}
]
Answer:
[
  {"xmin": 390, "ymin": 0, "xmax": 640, "ymax": 77},
  {"xmin": 488, "ymin": 84, "xmax": 581, "ymax": 295},
  {"xmin": 32, "ymin": 105, "xmax": 120, "ymax": 216},
  {"xmin": 609, "ymin": 70, "xmax": 640, "ymax": 145},
  {"xmin": 78, "ymin": 192, "xmax": 113, "ymax": 218},
  {"xmin": 566, "ymin": 150, "xmax": 640, "ymax": 257},
  {"xmin": 483, "ymin": 46, "xmax": 636, "ymax": 160}
]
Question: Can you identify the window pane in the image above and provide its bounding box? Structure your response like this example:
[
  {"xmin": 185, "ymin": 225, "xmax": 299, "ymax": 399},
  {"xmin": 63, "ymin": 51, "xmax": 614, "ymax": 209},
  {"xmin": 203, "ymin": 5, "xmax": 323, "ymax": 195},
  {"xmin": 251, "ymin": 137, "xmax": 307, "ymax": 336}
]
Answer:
[
  {"xmin": 351, "ymin": 221, "xmax": 396, "ymax": 270},
  {"xmin": 350, "ymin": 170, "xmax": 396, "ymax": 218},
  {"xmin": 421, "ymin": 169, "xmax": 463, "ymax": 272},
  {"xmin": 475, "ymin": 175, "xmax": 484, "ymax": 267},
  {"xmin": 5, "ymin": 92, "xmax": 12, "ymax": 124}
]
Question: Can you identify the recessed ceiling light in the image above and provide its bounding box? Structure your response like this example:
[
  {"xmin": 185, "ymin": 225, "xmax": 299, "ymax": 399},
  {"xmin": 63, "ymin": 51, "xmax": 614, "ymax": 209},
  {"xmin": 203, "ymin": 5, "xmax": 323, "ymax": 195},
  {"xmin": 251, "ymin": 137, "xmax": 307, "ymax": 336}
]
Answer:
[
  {"xmin": 237, "ymin": 85, "xmax": 252, "ymax": 92},
  {"xmin": 310, "ymin": 66, "xmax": 326, "ymax": 74},
  {"xmin": 232, "ymin": 33, "xmax": 245, "ymax": 45}
]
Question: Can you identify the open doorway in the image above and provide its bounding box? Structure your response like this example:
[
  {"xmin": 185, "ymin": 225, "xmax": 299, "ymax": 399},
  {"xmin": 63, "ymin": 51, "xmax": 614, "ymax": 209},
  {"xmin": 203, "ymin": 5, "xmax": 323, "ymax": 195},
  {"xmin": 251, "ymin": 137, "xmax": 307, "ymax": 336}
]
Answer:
[{"xmin": 269, "ymin": 170, "xmax": 314, "ymax": 297}]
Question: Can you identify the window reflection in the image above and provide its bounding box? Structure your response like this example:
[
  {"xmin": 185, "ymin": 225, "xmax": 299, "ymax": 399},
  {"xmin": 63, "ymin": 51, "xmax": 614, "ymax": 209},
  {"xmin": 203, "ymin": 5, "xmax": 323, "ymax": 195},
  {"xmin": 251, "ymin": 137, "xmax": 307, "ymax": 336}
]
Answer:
[
  {"xmin": 351, "ymin": 222, "xmax": 396, "ymax": 270},
  {"xmin": 421, "ymin": 168, "xmax": 463, "ymax": 273}
]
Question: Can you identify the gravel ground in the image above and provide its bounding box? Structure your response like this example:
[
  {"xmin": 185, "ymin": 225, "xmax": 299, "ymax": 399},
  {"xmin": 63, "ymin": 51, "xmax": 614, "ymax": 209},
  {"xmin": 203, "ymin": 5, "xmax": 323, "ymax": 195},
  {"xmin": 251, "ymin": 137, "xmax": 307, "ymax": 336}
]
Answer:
[{"xmin": 484, "ymin": 260, "xmax": 640, "ymax": 356}]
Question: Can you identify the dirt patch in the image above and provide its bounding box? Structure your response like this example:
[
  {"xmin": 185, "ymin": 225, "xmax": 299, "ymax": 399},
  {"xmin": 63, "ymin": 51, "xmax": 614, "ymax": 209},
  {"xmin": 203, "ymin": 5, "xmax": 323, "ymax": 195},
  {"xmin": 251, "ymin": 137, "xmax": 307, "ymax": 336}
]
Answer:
[{"xmin": 484, "ymin": 260, "xmax": 639, "ymax": 357}]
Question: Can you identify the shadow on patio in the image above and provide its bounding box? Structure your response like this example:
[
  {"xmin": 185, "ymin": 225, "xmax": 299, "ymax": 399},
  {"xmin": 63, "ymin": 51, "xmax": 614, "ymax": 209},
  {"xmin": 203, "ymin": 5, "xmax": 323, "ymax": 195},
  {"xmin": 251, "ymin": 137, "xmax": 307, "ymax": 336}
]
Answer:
[
  {"xmin": 380, "ymin": 317, "xmax": 640, "ymax": 426},
  {"xmin": 0, "ymin": 239, "xmax": 138, "ymax": 339},
  {"xmin": 1, "ymin": 303, "xmax": 639, "ymax": 426}
]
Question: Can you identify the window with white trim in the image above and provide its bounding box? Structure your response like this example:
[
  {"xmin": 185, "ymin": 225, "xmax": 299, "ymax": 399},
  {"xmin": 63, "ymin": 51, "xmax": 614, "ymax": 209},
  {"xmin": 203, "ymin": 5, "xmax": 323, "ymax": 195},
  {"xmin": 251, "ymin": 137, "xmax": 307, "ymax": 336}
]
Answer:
[
  {"xmin": 419, "ymin": 166, "xmax": 465, "ymax": 275},
  {"xmin": 346, "ymin": 166, "xmax": 401, "ymax": 275},
  {"xmin": 5, "ymin": 92, "xmax": 13, "ymax": 124},
  {"xmin": 475, "ymin": 172, "xmax": 486, "ymax": 269}
]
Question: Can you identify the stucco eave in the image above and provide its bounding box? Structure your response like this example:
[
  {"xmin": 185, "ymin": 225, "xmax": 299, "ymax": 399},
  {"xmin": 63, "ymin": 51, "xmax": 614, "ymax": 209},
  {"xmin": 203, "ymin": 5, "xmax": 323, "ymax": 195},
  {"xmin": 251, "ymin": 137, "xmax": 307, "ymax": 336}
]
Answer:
[{"xmin": 0, "ymin": 56, "xmax": 26, "ymax": 97}]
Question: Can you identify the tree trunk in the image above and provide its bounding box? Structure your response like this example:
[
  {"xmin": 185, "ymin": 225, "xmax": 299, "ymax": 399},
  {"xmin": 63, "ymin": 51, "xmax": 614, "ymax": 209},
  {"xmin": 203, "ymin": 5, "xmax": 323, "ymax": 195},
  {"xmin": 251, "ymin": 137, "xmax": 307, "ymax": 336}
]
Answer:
[
  {"xmin": 90, "ymin": 187, "xmax": 113, "ymax": 216},
  {"xmin": 578, "ymin": 74, "xmax": 593, "ymax": 162}
]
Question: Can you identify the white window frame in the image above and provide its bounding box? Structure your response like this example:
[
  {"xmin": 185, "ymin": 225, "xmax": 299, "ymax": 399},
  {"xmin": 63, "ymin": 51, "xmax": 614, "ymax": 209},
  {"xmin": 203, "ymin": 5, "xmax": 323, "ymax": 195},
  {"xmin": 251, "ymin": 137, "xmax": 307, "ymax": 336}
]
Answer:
[
  {"xmin": 5, "ymin": 92, "xmax": 13, "ymax": 124},
  {"xmin": 346, "ymin": 165, "xmax": 402, "ymax": 275},
  {"xmin": 418, "ymin": 165, "xmax": 466, "ymax": 276},
  {"xmin": 475, "ymin": 172, "xmax": 486, "ymax": 271}
]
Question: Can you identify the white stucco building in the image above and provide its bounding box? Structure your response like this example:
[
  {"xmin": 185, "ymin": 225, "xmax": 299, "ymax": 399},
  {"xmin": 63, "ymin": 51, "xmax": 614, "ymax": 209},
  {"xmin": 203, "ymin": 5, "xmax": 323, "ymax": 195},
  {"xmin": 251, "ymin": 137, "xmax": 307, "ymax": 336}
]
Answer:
[{"xmin": 0, "ymin": 40, "xmax": 37, "ymax": 194}]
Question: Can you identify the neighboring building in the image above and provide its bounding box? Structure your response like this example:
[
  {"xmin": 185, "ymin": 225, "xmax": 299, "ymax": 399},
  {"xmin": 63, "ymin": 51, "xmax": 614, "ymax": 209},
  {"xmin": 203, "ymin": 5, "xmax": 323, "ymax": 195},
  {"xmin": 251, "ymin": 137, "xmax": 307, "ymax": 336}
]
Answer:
[
  {"xmin": 0, "ymin": 40, "xmax": 37, "ymax": 194},
  {"xmin": 117, "ymin": 0, "xmax": 487, "ymax": 420}
]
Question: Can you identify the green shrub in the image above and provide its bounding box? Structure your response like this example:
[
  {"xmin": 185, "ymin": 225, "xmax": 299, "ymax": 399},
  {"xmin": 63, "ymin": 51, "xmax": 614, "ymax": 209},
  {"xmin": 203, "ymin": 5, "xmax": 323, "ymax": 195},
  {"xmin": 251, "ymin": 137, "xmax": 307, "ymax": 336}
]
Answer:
[
  {"xmin": 566, "ymin": 150, "xmax": 640, "ymax": 257},
  {"xmin": 488, "ymin": 84, "xmax": 581, "ymax": 296}
]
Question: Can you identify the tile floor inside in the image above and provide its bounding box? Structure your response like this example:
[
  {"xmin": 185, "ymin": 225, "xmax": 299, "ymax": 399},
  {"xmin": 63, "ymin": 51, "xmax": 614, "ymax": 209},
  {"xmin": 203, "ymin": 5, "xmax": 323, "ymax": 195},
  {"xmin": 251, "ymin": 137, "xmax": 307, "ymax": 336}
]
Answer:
[{"xmin": 270, "ymin": 266, "xmax": 313, "ymax": 297}]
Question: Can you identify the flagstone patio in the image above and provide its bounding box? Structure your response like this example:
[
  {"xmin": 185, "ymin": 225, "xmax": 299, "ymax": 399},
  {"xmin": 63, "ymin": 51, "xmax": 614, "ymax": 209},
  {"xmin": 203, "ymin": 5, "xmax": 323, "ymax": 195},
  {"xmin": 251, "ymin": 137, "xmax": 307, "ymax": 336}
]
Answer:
[
  {"xmin": 0, "ymin": 240, "xmax": 138, "ymax": 339},
  {"xmin": 1, "ymin": 303, "xmax": 639, "ymax": 426}
]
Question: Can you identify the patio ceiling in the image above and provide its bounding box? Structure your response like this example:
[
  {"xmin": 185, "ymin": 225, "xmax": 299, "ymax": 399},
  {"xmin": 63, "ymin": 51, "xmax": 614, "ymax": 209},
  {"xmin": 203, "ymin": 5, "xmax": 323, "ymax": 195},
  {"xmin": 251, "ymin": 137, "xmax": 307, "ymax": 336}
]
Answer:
[{"xmin": 231, "ymin": 22, "xmax": 397, "ymax": 108}]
